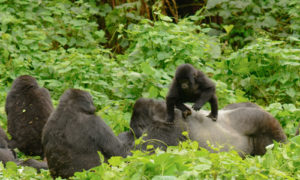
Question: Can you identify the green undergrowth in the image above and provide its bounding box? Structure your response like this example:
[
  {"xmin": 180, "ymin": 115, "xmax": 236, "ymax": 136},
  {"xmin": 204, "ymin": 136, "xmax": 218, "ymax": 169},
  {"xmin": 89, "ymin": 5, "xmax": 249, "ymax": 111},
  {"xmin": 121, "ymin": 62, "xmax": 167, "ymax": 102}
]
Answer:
[
  {"xmin": 0, "ymin": 0, "xmax": 299, "ymax": 179},
  {"xmin": 0, "ymin": 136, "xmax": 299, "ymax": 179}
]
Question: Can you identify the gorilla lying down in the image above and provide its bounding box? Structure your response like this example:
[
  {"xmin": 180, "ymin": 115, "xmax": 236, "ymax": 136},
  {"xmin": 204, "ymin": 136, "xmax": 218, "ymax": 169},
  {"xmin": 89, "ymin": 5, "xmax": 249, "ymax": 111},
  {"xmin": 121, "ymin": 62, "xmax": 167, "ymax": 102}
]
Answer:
[{"xmin": 121, "ymin": 98, "xmax": 287, "ymax": 157}]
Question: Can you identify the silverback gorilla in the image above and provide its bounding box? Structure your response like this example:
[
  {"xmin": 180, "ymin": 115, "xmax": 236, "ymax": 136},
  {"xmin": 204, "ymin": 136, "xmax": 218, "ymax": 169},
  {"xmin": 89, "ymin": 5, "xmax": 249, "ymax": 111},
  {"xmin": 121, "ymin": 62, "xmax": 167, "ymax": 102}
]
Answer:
[
  {"xmin": 5, "ymin": 75, "xmax": 54, "ymax": 157},
  {"xmin": 42, "ymin": 89, "xmax": 129, "ymax": 179},
  {"xmin": 129, "ymin": 98, "xmax": 287, "ymax": 157},
  {"xmin": 166, "ymin": 64, "xmax": 218, "ymax": 123}
]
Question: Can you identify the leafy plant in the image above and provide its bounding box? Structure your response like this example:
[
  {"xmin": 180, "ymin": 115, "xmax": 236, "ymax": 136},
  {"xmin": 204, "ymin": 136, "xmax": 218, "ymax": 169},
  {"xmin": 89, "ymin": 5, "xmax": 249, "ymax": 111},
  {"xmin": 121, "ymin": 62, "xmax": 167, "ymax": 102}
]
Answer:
[
  {"xmin": 204, "ymin": 0, "xmax": 300, "ymax": 49},
  {"xmin": 0, "ymin": 0, "xmax": 299, "ymax": 179},
  {"xmin": 217, "ymin": 38, "xmax": 300, "ymax": 105}
]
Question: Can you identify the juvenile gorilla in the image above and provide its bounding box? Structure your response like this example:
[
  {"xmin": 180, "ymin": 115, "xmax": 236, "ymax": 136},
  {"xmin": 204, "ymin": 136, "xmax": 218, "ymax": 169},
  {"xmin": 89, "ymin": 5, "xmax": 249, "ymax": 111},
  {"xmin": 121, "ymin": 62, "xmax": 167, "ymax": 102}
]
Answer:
[
  {"xmin": 166, "ymin": 64, "xmax": 218, "ymax": 123},
  {"xmin": 42, "ymin": 89, "xmax": 129, "ymax": 179},
  {"xmin": 129, "ymin": 98, "xmax": 287, "ymax": 157},
  {"xmin": 5, "ymin": 75, "xmax": 53, "ymax": 157}
]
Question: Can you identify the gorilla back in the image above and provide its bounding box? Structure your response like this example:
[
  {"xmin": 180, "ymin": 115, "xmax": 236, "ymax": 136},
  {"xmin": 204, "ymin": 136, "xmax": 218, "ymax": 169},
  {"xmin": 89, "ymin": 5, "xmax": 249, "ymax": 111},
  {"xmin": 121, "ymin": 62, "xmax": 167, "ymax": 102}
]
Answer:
[
  {"xmin": 130, "ymin": 98, "xmax": 287, "ymax": 157},
  {"xmin": 5, "ymin": 75, "xmax": 53, "ymax": 156},
  {"xmin": 42, "ymin": 89, "xmax": 129, "ymax": 179}
]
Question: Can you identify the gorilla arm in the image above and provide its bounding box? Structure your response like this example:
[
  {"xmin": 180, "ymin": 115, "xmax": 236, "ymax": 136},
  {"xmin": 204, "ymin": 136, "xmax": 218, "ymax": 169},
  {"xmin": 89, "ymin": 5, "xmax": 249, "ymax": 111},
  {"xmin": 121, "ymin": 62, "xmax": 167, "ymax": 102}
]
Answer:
[{"xmin": 89, "ymin": 116, "xmax": 129, "ymax": 159}]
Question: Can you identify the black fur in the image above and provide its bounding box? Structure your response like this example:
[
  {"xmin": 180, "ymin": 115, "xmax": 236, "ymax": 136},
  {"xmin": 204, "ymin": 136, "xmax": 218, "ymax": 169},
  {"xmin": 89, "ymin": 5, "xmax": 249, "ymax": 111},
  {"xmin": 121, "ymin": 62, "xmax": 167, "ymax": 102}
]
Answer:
[
  {"xmin": 42, "ymin": 89, "xmax": 129, "ymax": 179},
  {"xmin": 0, "ymin": 126, "xmax": 46, "ymax": 171},
  {"xmin": 166, "ymin": 64, "xmax": 218, "ymax": 123},
  {"xmin": 5, "ymin": 75, "xmax": 53, "ymax": 157},
  {"xmin": 0, "ymin": 126, "xmax": 15, "ymax": 165}
]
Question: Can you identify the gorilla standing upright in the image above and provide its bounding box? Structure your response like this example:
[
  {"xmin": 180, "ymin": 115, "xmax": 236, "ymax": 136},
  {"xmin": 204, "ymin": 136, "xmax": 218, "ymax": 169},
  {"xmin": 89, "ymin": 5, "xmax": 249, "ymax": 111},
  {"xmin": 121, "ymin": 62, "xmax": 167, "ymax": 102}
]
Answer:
[
  {"xmin": 5, "ymin": 75, "xmax": 53, "ymax": 157},
  {"xmin": 42, "ymin": 89, "xmax": 129, "ymax": 179}
]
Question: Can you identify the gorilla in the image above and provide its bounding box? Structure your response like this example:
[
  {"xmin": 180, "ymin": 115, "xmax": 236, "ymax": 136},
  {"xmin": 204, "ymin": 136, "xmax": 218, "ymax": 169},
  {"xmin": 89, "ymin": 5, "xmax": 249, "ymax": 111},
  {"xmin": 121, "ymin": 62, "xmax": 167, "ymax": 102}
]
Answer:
[
  {"xmin": 223, "ymin": 102, "xmax": 261, "ymax": 110},
  {"xmin": 118, "ymin": 131, "xmax": 135, "ymax": 150},
  {"xmin": 166, "ymin": 64, "xmax": 218, "ymax": 123},
  {"xmin": 128, "ymin": 98, "xmax": 287, "ymax": 157},
  {"xmin": 42, "ymin": 89, "xmax": 130, "ymax": 179},
  {"xmin": 0, "ymin": 126, "xmax": 15, "ymax": 165},
  {"xmin": 0, "ymin": 126, "xmax": 47, "ymax": 171},
  {"xmin": 17, "ymin": 159, "xmax": 48, "ymax": 172},
  {"xmin": 5, "ymin": 75, "xmax": 54, "ymax": 157}
]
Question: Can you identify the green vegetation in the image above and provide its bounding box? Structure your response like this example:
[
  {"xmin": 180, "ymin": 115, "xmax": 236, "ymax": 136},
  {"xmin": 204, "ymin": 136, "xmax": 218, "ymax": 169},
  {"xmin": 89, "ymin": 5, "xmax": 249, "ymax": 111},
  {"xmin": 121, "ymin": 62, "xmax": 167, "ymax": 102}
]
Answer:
[{"xmin": 0, "ymin": 0, "xmax": 299, "ymax": 179}]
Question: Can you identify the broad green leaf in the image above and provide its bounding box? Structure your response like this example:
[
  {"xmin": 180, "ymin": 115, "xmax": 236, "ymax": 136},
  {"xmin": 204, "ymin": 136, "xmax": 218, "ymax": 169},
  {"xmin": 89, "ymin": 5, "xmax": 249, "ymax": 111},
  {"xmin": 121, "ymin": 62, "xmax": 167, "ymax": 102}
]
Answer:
[
  {"xmin": 207, "ymin": 0, "xmax": 227, "ymax": 9},
  {"xmin": 148, "ymin": 86, "xmax": 158, "ymax": 98},
  {"xmin": 157, "ymin": 52, "xmax": 170, "ymax": 61},
  {"xmin": 290, "ymin": 136, "xmax": 300, "ymax": 145},
  {"xmin": 286, "ymin": 88, "xmax": 296, "ymax": 98},
  {"xmin": 223, "ymin": 25, "xmax": 234, "ymax": 34},
  {"xmin": 141, "ymin": 62, "xmax": 155, "ymax": 76},
  {"xmin": 262, "ymin": 16, "xmax": 278, "ymax": 27},
  {"xmin": 54, "ymin": 36, "xmax": 67, "ymax": 46}
]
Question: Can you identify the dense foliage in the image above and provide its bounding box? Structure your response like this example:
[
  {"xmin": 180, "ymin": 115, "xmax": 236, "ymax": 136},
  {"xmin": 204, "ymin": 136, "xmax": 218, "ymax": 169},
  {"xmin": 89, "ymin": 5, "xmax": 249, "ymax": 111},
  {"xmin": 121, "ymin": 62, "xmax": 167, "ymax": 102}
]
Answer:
[{"xmin": 0, "ymin": 0, "xmax": 299, "ymax": 179}]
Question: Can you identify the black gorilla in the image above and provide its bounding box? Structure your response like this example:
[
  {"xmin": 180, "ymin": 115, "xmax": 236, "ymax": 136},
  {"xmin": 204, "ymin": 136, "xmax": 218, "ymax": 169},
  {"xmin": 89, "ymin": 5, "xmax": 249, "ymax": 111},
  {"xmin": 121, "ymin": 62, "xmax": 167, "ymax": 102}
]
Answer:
[
  {"xmin": 128, "ymin": 98, "xmax": 287, "ymax": 157},
  {"xmin": 42, "ymin": 89, "xmax": 129, "ymax": 179},
  {"xmin": 17, "ymin": 159, "xmax": 48, "ymax": 172},
  {"xmin": 129, "ymin": 98, "xmax": 188, "ymax": 151},
  {"xmin": 166, "ymin": 64, "xmax": 218, "ymax": 123},
  {"xmin": 5, "ymin": 75, "xmax": 53, "ymax": 157},
  {"xmin": 0, "ymin": 126, "xmax": 15, "ymax": 165},
  {"xmin": 0, "ymin": 126, "xmax": 47, "ymax": 171}
]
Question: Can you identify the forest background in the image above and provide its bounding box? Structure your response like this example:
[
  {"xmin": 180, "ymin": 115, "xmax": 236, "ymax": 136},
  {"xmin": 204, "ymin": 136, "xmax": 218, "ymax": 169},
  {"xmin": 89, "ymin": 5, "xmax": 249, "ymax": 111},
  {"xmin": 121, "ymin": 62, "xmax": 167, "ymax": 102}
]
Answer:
[{"xmin": 0, "ymin": 0, "xmax": 299, "ymax": 179}]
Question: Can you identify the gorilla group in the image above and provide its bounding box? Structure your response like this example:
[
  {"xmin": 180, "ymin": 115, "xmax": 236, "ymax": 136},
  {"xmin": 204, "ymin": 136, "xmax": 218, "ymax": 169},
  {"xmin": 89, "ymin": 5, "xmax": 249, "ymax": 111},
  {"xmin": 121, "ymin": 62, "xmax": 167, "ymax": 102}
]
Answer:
[
  {"xmin": 127, "ymin": 98, "xmax": 287, "ymax": 157},
  {"xmin": 2, "ymin": 70, "xmax": 295, "ymax": 179}
]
